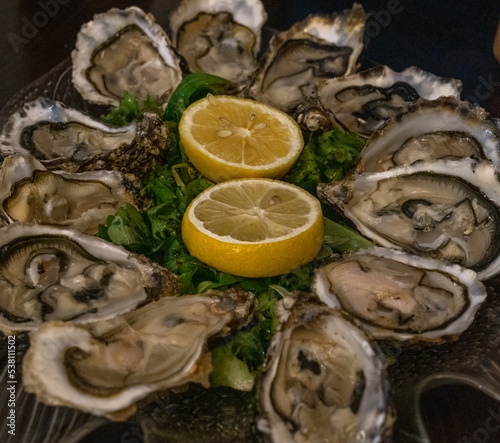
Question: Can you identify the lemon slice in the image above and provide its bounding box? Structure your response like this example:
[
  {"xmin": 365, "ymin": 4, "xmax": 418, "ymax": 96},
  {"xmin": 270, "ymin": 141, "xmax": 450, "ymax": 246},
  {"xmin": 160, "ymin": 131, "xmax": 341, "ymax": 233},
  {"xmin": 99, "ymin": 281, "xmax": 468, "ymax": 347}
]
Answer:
[
  {"xmin": 181, "ymin": 178, "xmax": 324, "ymax": 278},
  {"xmin": 179, "ymin": 95, "xmax": 304, "ymax": 183}
]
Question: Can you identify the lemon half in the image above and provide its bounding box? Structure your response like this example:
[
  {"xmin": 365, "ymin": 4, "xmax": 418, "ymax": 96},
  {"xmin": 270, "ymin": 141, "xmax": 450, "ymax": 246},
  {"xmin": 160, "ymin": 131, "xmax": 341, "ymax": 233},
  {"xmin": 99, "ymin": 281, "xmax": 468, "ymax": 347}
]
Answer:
[
  {"xmin": 181, "ymin": 178, "xmax": 324, "ymax": 278},
  {"xmin": 179, "ymin": 95, "xmax": 304, "ymax": 183}
]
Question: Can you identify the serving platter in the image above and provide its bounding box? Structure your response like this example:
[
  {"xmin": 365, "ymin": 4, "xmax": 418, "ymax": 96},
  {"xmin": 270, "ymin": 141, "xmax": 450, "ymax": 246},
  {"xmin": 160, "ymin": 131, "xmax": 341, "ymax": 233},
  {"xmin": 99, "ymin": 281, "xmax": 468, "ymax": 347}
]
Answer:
[{"xmin": 2, "ymin": 1, "xmax": 500, "ymax": 442}]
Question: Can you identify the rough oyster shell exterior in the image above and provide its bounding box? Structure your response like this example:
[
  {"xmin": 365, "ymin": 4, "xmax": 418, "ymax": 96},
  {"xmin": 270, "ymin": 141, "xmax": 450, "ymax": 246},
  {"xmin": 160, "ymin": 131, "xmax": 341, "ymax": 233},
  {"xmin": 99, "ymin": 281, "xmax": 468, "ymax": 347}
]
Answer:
[{"xmin": 0, "ymin": 98, "xmax": 170, "ymax": 181}]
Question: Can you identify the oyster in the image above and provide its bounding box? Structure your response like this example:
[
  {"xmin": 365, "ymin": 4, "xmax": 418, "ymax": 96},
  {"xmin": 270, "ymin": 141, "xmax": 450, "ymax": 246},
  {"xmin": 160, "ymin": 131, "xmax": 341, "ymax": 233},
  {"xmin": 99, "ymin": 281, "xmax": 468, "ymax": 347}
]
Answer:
[
  {"xmin": 0, "ymin": 223, "xmax": 180, "ymax": 333},
  {"xmin": 293, "ymin": 92, "xmax": 335, "ymax": 132},
  {"xmin": 318, "ymin": 158, "xmax": 500, "ymax": 280},
  {"xmin": 312, "ymin": 248, "xmax": 487, "ymax": 341},
  {"xmin": 317, "ymin": 66, "xmax": 462, "ymax": 136},
  {"xmin": 357, "ymin": 97, "xmax": 500, "ymax": 172},
  {"xmin": 258, "ymin": 292, "xmax": 392, "ymax": 442},
  {"xmin": 0, "ymin": 153, "xmax": 137, "ymax": 235},
  {"xmin": 22, "ymin": 288, "xmax": 254, "ymax": 420},
  {"xmin": 170, "ymin": 0, "xmax": 267, "ymax": 84},
  {"xmin": 0, "ymin": 98, "xmax": 169, "ymax": 178},
  {"xmin": 249, "ymin": 4, "xmax": 366, "ymax": 113},
  {"xmin": 72, "ymin": 6, "xmax": 183, "ymax": 106}
]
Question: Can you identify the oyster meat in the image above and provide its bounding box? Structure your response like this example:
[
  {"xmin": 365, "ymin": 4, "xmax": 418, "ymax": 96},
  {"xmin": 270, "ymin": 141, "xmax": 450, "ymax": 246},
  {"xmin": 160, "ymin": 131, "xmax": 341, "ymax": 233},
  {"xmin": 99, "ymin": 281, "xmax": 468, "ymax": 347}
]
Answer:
[
  {"xmin": 0, "ymin": 223, "xmax": 180, "ymax": 333},
  {"xmin": 312, "ymin": 248, "xmax": 487, "ymax": 341},
  {"xmin": 317, "ymin": 66, "xmax": 462, "ymax": 136},
  {"xmin": 0, "ymin": 153, "xmax": 137, "ymax": 235},
  {"xmin": 258, "ymin": 292, "xmax": 392, "ymax": 442},
  {"xmin": 170, "ymin": 0, "xmax": 267, "ymax": 84},
  {"xmin": 318, "ymin": 158, "xmax": 500, "ymax": 280},
  {"xmin": 356, "ymin": 97, "xmax": 500, "ymax": 172},
  {"xmin": 0, "ymin": 98, "xmax": 169, "ymax": 178},
  {"xmin": 72, "ymin": 6, "xmax": 183, "ymax": 106},
  {"xmin": 249, "ymin": 4, "xmax": 366, "ymax": 113},
  {"xmin": 22, "ymin": 288, "xmax": 254, "ymax": 420}
]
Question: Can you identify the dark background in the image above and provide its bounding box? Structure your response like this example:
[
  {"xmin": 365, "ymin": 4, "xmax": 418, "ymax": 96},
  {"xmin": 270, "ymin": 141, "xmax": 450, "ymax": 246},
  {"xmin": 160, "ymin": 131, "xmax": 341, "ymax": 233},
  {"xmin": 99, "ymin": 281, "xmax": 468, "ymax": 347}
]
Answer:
[{"xmin": 0, "ymin": 0, "xmax": 500, "ymax": 114}]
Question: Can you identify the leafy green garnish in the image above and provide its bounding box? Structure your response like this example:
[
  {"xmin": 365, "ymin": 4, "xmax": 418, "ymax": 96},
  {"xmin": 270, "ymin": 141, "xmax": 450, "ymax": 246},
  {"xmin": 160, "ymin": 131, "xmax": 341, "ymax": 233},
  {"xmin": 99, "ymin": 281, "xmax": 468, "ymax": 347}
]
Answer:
[
  {"xmin": 98, "ymin": 203, "xmax": 154, "ymax": 254},
  {"xmin": 164, "ymin": 72, "xmax": 234, "ymax": 123},
  {"xmin": 97, "ymin": 81, "xmax": 372, "ymax": 390},
  {"xmin": 323, "ymin": 217, "xmax": 374, "ymax": 253},
  {"xmin": 100, "ymin": 91, "xmax": 163, "ymax": 126},
  {"xmin": 284, "ymin": 127, "xmax": 365, "ymax": 195}
]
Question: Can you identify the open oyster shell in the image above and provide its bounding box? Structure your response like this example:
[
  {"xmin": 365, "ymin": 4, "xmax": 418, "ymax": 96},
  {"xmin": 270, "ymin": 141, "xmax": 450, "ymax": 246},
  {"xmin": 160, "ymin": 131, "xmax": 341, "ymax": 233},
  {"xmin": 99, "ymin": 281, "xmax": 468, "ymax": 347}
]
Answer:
[
  {"xmin": 0, "ymin": 153, "xmax": 138, "ymax": 235},
  {"xmin": 72, "ymin": 6, "xmax": 183, "ymax": 107},
  {"xmin": 317, "ymin": 66, "xmax": 462, "ymax": 136},
  {"xmin": 318, "ymin": 158, "xmax": 500, "ymax": 280},
  {"xmin": 22, "ymin": 288, "xmax": 254, "ymax": 421},
  {"xmin": 0, "ymin": 98, "xmax": 169, "ymax": 179},
  {"xmin": 170, "ymin": 0, "xmax": 267, "ymax": 85},
  {"xmin": 249, "ymin": 4, "xmax": 366, "ymax": 113},
  {"xmin": 356, "ymin": 97, "xmax": 500, "ymax": 173},
  {"xmin": 0, "ymin": 223, "xmax": 180, "ymax": 333},
  {"xmin": 312, "ymin": 247, "xmax": 487, "ymax": 342},
  {"xmin": 258, "ymin": 292, "xmax": 393, "ymax": 442}
]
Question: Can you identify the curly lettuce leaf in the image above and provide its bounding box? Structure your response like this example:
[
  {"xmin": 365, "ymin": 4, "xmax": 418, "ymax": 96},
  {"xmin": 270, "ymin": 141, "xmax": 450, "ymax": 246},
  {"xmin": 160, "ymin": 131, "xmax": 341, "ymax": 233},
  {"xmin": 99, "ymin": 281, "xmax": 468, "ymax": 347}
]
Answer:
[
  {"xmin": 98, "ymin": 203, "xmax": 154, "ymax": 254},
  {"xmin": 285, "ymin": 127, "xmax": 365, "ymax": 195},
  {"xmin": 99, "ymin": 92, "xmax": 163, "ymax": 126}
]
